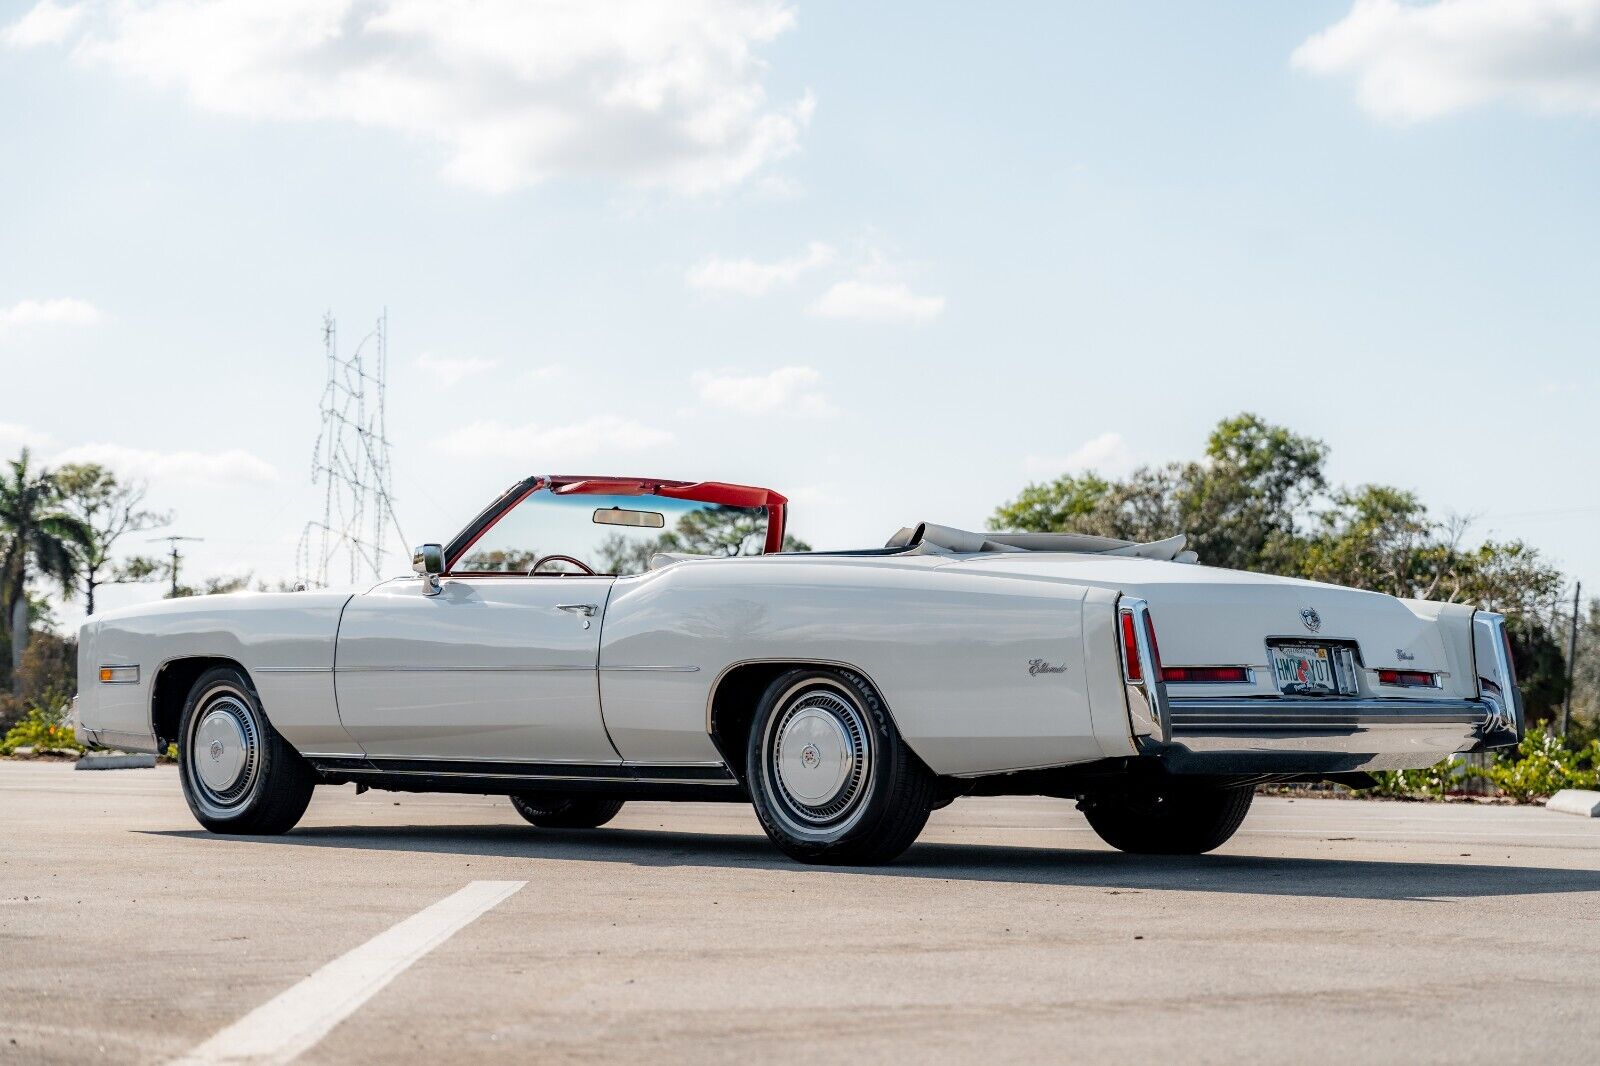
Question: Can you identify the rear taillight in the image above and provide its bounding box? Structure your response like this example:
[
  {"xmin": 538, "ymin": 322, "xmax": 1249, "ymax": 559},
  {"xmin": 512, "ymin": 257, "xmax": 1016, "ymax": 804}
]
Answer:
[
  {"xmin": 1376, "ymin": 668, "xmax": 1439, "ymax": 688},
  {"xmin": 1119, "ymin": 606, "xmax": 1163, "ymax": 683},
  {"xmin": 1120, "ymin": 609, "xmax": 1142, "ymax": 682},
  {"xmin": 1163, "ymin": 666, "xmax": 1251, "ymax": 684}
]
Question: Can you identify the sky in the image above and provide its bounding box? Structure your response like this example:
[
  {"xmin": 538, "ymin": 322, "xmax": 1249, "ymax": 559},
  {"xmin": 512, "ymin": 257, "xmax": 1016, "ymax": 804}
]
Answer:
[{"xmin": 1, "ymin": 0, "xmax": 1597, "ymax": 627}]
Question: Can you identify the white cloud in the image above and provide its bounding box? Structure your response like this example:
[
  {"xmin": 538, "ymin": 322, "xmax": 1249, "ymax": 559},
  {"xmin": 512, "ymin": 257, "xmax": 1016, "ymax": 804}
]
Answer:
[
  {"xmin": 694, "ymin": 365, "xmax": 837, "ymax": 417},
  {"xmin": 436, "ymin": 415, "xmax": 674, "ymax": 459},
  {"xmin": 686, "ymin": 242, "xmax": 835, "ymax": 296},
  {"xmin": 6, "ymin": 0, "xmax": 811, "ymax": 193},
  {"xmin": 0, "ymin": 297, "xmax": 101, "ymax": 328},
  {"xmin": 810, "ymin": 279, "xmax": 944, "ymax": 324},
  {"xmin": 1, "ymin": 0, "xmax": 82, "ymax": 46},
  {"xmin": 51, "ymin": 443, "xmax": 280, "ymax": 484},
  {"xmin": 414, "ymin": 352, "xmax": 500, "ymax": 387},
  {"xmin": 0, "ymin": 423, "xmax": 52, "ymax": 450},
  {"xmin": 1023, "ymin": 432, "xmax": 1132, "ymax": 478},
  {"xmin": 1293, "ymin": 0, "xmax": 1600, "ymax": 121}
]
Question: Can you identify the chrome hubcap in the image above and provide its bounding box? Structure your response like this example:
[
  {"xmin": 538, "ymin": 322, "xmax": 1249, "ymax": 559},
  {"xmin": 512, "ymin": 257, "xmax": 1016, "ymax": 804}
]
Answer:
[
  {"xmin": 196, "ymin": 708, "xmax": 249, "ymax": 792},
  {"xmin": 185, "ymin": 687, "xmax": 261, "ymax": 817},
  {"xmin": 764, "ymin": 683, "xmax": 872, "ymax": 837}
]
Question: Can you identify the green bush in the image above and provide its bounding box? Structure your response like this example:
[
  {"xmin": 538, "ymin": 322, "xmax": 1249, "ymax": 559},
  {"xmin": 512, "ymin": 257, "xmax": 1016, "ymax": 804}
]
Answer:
[
  {"xmin": 1368, "ymin": 759, "xmax": 1461, "ymax": 799},
  {"xmin": 0, "ymin": 700, "xmax": 85, "ymax": 755},
  {"xmin": 1468, "ymin": 731, "xmax": 1599, "ymax": 803}
]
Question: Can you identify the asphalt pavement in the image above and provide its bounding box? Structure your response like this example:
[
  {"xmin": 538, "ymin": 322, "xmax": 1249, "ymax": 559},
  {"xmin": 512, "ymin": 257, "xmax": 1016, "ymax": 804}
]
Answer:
[{"xmin": 2, "ymin": 760, "xmax": 1598, "ymax": 1064}]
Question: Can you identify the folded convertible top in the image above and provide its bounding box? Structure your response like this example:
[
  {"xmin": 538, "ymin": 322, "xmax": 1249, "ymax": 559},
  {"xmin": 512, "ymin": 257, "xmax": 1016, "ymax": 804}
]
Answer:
[{"xmin": 884, "ymin": 522, "xmax": 1199, "ymax": 563}]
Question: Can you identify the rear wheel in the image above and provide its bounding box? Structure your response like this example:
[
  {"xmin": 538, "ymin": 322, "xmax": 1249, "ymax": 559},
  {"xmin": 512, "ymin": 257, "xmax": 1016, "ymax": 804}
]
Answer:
[
  {"xmin": 510, "ymin": 794, "xmax": 625, "ymax": 829},
  {"xmin": 177, "ymin": 666, "xmax": 316, "ymax": 835},
  {"xmin": 745, "ymin": 667, "xmax": 937, "ymax": 865},
  {"xmin": 1083, "ymin": 782, "xmax": 1254, "ymax": 855}
]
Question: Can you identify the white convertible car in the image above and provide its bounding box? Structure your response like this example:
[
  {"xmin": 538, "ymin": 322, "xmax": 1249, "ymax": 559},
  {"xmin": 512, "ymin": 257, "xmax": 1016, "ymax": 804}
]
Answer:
[{"xmin": 74, "ymin": 474, "xmax": 1523, "ymax": 864}]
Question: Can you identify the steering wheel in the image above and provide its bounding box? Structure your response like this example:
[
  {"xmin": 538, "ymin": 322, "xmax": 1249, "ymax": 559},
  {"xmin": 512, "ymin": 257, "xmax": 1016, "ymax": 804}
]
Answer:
[{"xmin": 530, "ymin": 554, "xmax": 596, "ymax": 576}]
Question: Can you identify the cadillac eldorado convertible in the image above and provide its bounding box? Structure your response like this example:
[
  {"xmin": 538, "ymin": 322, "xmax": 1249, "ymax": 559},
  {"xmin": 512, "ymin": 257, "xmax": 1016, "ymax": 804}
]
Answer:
[{"xmin": 74, "ymin": 474, "xmax": 1523, "ymax": 864}]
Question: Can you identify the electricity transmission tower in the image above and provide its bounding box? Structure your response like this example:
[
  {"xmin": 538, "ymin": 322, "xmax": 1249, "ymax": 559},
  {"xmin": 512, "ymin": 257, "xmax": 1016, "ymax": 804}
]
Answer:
[{"xmin": 297, "ymin": 312, "xmax": 402, "ymax": 588}]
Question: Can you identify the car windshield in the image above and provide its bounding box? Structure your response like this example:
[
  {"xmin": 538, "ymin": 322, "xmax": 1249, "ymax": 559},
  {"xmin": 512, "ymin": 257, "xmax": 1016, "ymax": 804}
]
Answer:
[{"xmin": 453, "ymin": 487, "xmax": 771, "ymax": 575}]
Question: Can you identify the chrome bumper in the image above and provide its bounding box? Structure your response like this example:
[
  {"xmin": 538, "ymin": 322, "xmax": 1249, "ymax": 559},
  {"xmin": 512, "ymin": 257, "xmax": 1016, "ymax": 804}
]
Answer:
[
  {"xmin": 1137, "ymin": 695, "xmax": 1514, "ymax": 773},
  {"xmin": 1117, "ymin": 598, "xmax": 1524, "ymax": 774}
]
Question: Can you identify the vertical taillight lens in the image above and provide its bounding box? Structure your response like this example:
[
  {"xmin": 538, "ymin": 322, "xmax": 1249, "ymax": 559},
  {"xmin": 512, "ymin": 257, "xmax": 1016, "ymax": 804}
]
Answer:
[
  {"xmin": 1119, "ymin": 606, "xmax": 1163, "ymax": 684},
  {"xmin": 1120, "ymin": 609, "xmax": 1142, "ymax": 683}
]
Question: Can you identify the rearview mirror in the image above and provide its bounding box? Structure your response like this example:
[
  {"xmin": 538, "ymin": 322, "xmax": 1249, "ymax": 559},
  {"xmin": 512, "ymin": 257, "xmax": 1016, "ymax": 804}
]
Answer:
[
  {"xmin": 412, "ymin": 543, "xmax": 444, "ymax": 596},
  {"xmin": 593, "ymin": 506, "xmax": 665, "ymax": 529}
]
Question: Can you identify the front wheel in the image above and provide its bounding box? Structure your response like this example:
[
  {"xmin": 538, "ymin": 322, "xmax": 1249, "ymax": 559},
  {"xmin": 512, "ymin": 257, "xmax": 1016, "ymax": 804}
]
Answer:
[
  {"xmin": 510, "ymin": 794, "xmax": 625, "ymax": 829},
  {"xmin": 745, "ymin": 668, "xmax": 937, "ymax": 865},
  {"xmin": 177, "ymin": 666, "xmax": 316, "ymax": 835},
  {"xmin": 1083, "ymin": 783, "xmax": 1254, "ymax": 855}
]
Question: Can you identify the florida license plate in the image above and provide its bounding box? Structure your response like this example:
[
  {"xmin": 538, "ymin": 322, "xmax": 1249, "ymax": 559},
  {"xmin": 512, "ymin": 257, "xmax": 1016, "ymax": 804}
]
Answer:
[{"xmin": 1269, "ymin": 643, "xmax": 1341, "ymax": 695}]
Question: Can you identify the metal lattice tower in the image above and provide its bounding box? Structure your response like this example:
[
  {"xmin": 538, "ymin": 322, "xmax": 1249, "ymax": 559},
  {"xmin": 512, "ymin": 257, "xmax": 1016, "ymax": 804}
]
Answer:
[{"xmin": 297, "ymin": 312, "xmax": 401, "ymax": 587}]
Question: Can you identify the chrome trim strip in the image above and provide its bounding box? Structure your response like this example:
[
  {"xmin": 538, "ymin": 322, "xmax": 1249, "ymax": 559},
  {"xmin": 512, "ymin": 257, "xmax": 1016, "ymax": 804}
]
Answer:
[
  {"xmin": 335, "ymin": 664, "xmax": 594, "ymax": 674},
  {"xmin": 1472, "ymin": 611, "xmax": 1523, "ymax": 742},
  {"xmin": 1168, "ymin": 696, "xmax": 1486, "ymax": 733},
  {"xmin": 255, "ymin": 667, "xmax": 331, "ymax": 674},
  {"xmin": 1118, "ymin": 597, "xmax": 1170, "ymax": 742},
  {"xmin": 599, "ymin": 665, "xmax": 701, "ymax": 673}
]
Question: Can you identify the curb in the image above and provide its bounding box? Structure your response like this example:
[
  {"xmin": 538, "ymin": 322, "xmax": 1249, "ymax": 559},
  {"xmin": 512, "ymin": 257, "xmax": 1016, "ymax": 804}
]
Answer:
[
  {"xmin": 1545, "ymin": 789, "xmax": 1600, "ymax": 818},
  {"xmin": 75, "ymin": 753, "xmax": 158, "ymax": 770}
]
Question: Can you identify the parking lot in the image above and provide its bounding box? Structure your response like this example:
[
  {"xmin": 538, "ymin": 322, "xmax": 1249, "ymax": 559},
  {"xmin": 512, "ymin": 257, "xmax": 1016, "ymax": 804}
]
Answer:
[{"xmin": 3, "ymin": 760, "xmax": 1598, "ymax": 1064}]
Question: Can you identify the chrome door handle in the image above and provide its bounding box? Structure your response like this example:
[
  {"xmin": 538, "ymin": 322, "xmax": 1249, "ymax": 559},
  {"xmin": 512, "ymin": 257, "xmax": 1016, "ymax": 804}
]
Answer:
[{"xmin": 556, "ymin": 603, "xmax": 597, "ymax": 617}]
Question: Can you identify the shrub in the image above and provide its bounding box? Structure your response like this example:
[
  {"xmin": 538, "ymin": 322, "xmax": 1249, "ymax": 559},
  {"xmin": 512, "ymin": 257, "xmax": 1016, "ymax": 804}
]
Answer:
[
  {"xmin": 0, "ymin": 700, "xmax": 85, "ymax": 755},
  {"xmin": 1468, "ymin": 730, "xmax": 1599, "ymax": 803},
  {"xmin": 1368, "ymin": 759, "xmax": 1460, "ymax": 799}
]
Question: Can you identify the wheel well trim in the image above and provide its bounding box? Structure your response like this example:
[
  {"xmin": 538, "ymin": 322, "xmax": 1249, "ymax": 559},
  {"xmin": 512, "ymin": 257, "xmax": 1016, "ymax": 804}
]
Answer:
[
  {"xmin": 148, "ymin": 654, "xmax": 259, "ymax": 746},
  {"xmin": 703, "ymin": 656, "xmax": 894, "ymax": 737}
]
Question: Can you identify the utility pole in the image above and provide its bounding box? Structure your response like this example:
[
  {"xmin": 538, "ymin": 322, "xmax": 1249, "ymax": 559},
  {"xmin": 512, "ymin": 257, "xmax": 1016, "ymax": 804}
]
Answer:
[
  {"xmin": 150, "ymin": 535, "xmax": 204, "ymax": 598},
  {"xmin": 1562, "ymin": 581, "xmax": 1581, "ymax": 736}
]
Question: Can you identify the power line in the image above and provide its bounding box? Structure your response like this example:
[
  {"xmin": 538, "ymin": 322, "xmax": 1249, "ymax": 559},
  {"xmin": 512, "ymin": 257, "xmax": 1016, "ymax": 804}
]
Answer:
[
  {"xmin": 148, "ymin": 535, "xmax": 204, "ymax": 598},
  {"xmin": 297, "ymin": 312, "xmax": 403, "ymax": 588}
]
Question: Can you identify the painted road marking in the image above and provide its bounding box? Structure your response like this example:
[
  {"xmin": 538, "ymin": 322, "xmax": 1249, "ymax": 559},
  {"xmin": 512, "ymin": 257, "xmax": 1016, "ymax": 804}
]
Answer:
[{"xmin": 169, "ymin": 879, "xmax": 526, "ymax": 1065}]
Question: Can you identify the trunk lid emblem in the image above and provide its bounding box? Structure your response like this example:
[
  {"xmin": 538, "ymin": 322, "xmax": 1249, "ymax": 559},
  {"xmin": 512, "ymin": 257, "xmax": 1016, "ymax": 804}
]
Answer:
[{"xmin": 1300, "ymin": 608, "xmax": 1322, "ymax": 633}]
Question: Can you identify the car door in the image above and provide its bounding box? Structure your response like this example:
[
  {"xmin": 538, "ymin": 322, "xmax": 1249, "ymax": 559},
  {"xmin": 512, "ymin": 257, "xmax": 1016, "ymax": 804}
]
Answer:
[{"xmin": 334, "ymin": 574, "xmax": 621, "ymax": 764}]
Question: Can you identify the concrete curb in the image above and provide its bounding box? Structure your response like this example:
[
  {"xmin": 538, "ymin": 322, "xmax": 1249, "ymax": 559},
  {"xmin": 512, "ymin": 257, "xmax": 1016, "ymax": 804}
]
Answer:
[
  {"xmin": 75, "ymin": 753, "xmax": 157, "ymax": 771},
  {"xmin": 1545, "ymin": 789, "xmax": 1600, "ymax": 817}
]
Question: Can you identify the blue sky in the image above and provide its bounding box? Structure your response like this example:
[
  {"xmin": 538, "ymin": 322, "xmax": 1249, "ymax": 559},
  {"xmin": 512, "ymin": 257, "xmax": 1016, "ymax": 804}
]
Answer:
[{"xmin": 2, "ymin": 0, "xmax": 1596, "ymax": 622}]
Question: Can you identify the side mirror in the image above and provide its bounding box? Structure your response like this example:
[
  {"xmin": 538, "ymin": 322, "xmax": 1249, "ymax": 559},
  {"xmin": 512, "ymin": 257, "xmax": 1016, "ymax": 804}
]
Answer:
[{"xmin": 412, "ymin": 543, "xmax": 444, "ymax": 596}]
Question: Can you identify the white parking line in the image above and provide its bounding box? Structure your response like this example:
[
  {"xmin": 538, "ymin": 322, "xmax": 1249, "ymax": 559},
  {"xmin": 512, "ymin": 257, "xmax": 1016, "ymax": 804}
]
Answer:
[{"xmin": 169, "ymin": 880, "xmax": 526, "ymax": 1066}]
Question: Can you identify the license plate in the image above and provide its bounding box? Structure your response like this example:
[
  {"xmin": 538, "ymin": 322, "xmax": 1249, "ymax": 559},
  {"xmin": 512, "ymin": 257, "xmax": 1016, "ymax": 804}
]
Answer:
[{"xmin": 1269, "ymin": 643, "xmax": 1341, "ymax": 695}]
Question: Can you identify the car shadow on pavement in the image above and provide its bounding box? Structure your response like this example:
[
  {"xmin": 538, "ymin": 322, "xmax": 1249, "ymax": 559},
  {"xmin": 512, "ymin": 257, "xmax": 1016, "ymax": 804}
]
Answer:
[{"xmin": 143, "ymin": 824, "xmax": 1600, "ymax": 902}]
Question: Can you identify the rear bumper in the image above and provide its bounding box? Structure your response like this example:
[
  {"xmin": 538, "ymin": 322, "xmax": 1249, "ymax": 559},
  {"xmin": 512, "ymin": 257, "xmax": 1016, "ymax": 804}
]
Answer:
[{"xmin": 1138, "ymin": 694, "xmax": 1517, "ymax": 773}]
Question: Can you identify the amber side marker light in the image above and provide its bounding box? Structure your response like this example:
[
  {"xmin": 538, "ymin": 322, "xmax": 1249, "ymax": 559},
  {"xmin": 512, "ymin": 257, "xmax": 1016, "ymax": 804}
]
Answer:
[
  {"xmin": 1376, "ymin": 668, "xmax": 1438, "ymax": 688},
  {"xmin": 99, "ymin": 665, "xmax": 138, "ymax": 684}
]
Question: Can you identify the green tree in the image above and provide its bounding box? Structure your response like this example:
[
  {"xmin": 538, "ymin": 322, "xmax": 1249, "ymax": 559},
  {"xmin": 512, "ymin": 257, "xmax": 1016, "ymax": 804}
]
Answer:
[
  {"xmin": 598, "ymin": 506, "xmax": 811, "ymax": 575},
  {"xmin": 1, "ymin": 451, "xmax": 92, "ymax": 694},
  {"xmin": 56, "ymin": 463, "xmax": 170, "ymax": 615}
]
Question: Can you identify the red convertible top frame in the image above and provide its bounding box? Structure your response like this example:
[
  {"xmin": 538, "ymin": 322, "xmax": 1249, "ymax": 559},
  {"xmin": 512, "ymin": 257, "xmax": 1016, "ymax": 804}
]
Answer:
[{"xmin": 444, "ymin": 474, "xmax": 789, "ymax": 570}]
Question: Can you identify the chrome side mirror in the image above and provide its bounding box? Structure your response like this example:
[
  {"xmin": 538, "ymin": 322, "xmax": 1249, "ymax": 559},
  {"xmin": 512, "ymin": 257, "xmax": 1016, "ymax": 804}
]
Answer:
[{"xmin": 412, "ymin": 543, "xmax": 444, "ymax": 596}]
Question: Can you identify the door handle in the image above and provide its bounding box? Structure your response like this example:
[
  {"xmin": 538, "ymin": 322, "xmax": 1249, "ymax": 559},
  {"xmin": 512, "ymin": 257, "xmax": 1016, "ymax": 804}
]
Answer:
[{"xmin": 556, "ymin": 603, "xmax": 597, "ymax": 617}]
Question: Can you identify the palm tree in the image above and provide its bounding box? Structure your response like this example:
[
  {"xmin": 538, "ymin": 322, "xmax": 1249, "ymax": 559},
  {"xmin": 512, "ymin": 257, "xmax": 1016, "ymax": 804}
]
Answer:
[{"xmin": 0, "ymin": 450, "xmax": 91, "ymax": 694}]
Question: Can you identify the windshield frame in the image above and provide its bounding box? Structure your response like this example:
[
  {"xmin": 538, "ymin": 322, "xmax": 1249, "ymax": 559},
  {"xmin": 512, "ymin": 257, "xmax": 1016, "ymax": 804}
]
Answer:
[{"xmin": 442, "ymin": 475, "xmax": 788, "ymax": 576}]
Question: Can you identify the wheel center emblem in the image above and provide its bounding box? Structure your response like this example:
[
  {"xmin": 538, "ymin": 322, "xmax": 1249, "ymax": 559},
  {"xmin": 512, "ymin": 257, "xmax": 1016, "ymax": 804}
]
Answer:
[
  {"xmin": 209, "ymin": 739, "xmax": 225, "ymax": 761},
  {"xmin": 800, "ymin": 743, "xmax": 821, "ymax": 770}
]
